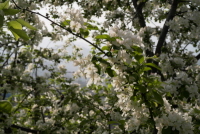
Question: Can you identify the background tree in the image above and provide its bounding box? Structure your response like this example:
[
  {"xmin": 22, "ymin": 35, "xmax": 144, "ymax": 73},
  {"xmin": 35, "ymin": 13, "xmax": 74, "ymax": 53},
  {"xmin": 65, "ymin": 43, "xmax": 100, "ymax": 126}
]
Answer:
[{"xmin": 0, "ymin": 0, "xmax": 200, "ymax": 134}]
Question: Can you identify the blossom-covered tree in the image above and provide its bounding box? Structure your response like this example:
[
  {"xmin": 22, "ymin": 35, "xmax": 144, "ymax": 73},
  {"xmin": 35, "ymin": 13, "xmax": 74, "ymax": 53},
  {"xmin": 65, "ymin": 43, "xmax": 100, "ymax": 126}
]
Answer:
[{"xmin": 0, "ymin": 0, "xmax": 200, "ymax": 134}]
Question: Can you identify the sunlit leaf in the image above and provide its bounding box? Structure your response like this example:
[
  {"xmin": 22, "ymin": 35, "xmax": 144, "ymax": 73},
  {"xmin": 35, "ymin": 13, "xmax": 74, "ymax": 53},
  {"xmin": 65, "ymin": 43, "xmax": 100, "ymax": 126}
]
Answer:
[
  {"xmin": 95, "ymin": 34, "xmax": 110, "ymax": 39},
  {"xmin": 145, "ymin": 63, "xmax": 161, "ymax": 71},
  {"xmin": 61, "ymin": 20, "xmax": 70, "ymax": 26},
  {"xmin": 102, "ymin": 46, "xmax": 110, "ymax": 51},
  {"xmin": 0, "ymin": 0, "xmax": 9, "ymax": 10},
  {"xmin": 143, "ymin": 67, "xmax": 152, "ymax": 71},
  {"xmin": 7, "ymin": 21, "xmax": 22, "ymax": 29},
  {"xmin": 16, "ymin": 19, "xmax": 37, "ymax": 30}
]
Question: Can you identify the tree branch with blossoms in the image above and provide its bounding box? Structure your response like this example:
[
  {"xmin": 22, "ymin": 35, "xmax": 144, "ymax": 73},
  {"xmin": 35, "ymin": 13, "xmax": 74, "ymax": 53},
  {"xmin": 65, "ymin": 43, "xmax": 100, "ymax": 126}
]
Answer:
[
  {"xmin": 155, "ymin": 0, "xmax": 178, "ymax": 55},
  {"xmin": 10, "ymin": 0, "xmax": 108, "ymax": 57}
]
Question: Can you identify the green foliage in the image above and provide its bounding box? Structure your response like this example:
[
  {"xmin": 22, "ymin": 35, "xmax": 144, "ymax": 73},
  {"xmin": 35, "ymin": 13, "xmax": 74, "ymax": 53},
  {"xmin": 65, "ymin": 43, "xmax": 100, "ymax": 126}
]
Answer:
[
  {"xmin": 0, "ymin": 100, "xmax": 12, "ymax": 114},
  {"xmin": 0, "ymin": 0, "xmax": 200, "ymax": 133},
  {"xmin": 3, "ymin": 9, "xmax": 20, "ymax": 15},
  {"xmin": 0, "ymin": 0, "xmax": 9, "ymax": 10},
  {"xmin": 16, "ymin": 19, "xmax": 37, "ymax": 30}
]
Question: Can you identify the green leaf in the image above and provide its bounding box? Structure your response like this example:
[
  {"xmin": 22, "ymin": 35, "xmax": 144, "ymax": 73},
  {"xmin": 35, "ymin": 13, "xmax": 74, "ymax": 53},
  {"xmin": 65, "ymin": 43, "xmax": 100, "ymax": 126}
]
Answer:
[
  {"xmin": 152, "ymin": 90, "xmax": 164, "ymax": 105},
  {"xmin": 9, "ymin": 27, "xmax": 29, "ymax": 41},
  {"xmin": 106, "ymin": 67, "xmax": 115, "ymax": 77},
  {"xmin": 102, "ymin": 46, "xmax": 110, "ymax": 51},
  {"xmin": 16, "ymin": 19, "xmax": 37, "ymax": 30},
  {"xmin": 143, "ymin": 67, "xmax": 152, "ymax": 72},
  {"xmin": 7, "ymin": 21, "xmax": 22, "ymax": 29},
  {"xmin": 137, "ymin": 85, "xmax": 146, "ymax": 93},
  {"xmin": 95, "ymin": 34, "xmax": 110, "ymax": 39},
  {"xmin": 61, "ymin": 20, "xmax": 71, "ymax": 26},
  {"xmin": 85, "ymin": 22, "xmax": 98, "ymax": 30},
  {"xmin": 0, "ymin": 100, "xmax": 12, "ymax": 114},
  {"xmin": 162, "ymin": 126, "xmax": 172, "ymax": 134},
  {"xmin": 135, "ymin": 54, "xmax": 144, "ymax": 64},
  {"xmin": 94, "ymin": 63, "xmax": 101, "ymax": 74},
  {"xmin": 3, "ymin": 9, "xmax": 20, "ymax": 15},
  {"xmin": 0, "ymin": 15, "xmax": 4, "ymax": 27},
  {"xmin": 9, "ymin": 28, "xmax": 20, "ymax": 40},
  {"xmin": 132, "ymin": 45, "xmax": 143, "ymax": 53},
  {"xmin": 0, "ymin": 0, "xmax": 9, "ymax": 10},
  {"xmin": 145, "ymin": 63, "xmax": 161, "ymax": 71},
  {"xmin": 80, "ymin": 28, "xmax": 89, "ymax": 38}
]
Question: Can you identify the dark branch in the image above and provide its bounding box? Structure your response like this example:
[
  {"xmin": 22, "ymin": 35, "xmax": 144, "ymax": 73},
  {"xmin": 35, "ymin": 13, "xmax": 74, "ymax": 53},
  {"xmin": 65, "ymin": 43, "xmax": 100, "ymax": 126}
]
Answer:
[
  {"xmin": 196, "ymin": 53, "xmax": 200, "ymax": 60},
  {"xmin": 11, "ymin": 124, "xmax": 39, "ymax": 133},
  {"xmin": 155, "ymin": 0, "xmax": 178, "ymax": 56},
  {"xmin": 132, "ymin": 0, "xmax": 146, "ymax": 27},
  {"xmin": 11, "ymin": 0, "xmax": 108, "ymax": 56}
]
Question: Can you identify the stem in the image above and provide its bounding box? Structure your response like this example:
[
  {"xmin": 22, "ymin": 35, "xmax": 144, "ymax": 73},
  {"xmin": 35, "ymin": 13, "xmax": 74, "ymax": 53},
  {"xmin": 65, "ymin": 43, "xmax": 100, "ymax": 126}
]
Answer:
[{"xmin": 141, "ymin": 93, "xmax": 158, "ymax": 134}]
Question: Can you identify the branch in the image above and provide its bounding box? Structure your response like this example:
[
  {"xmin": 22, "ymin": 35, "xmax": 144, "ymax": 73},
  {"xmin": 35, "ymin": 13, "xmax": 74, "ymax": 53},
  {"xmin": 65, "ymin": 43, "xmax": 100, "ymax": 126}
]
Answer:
[
  {"xmin": 132, "ymin": 0, "xmax": 146, "ymax": 27},
  {"xmin": 11, "ymin": 0, "xmax": 108, "ymax": 56},
  {"xmin": 196, "ymin": 53, "xmax": 200, "ymax": 60},
  {"xmin": 11, "ymin": 124, "xmax": 39, "ymax": 133},
  {"xmin": 141, "ymin": 93, "xmax": 158, "ymax": 134},
  {"xmin": 155, "ymin": 1, "xmax": 178, "ymax": 56}
]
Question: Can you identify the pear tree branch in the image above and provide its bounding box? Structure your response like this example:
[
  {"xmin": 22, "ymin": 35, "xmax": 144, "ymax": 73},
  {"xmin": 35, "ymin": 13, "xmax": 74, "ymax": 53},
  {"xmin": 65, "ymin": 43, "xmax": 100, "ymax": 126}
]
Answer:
[
  {"xmin": 11, "ymin": 0, "xmax": 108, "ymax": 56},
  {"xmin": 155, "ymin": 0, "xmax": 179, "ymax": 56}
]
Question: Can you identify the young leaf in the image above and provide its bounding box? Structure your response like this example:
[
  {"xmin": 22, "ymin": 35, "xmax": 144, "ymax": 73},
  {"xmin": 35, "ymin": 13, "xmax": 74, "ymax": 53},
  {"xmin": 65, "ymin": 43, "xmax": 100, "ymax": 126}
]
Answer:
[
  {"xmin": 16, "ymin": 19, "xmax": 37, "ymax": 30},
  {"xmin": 0, "ymin": 0, "xmax": 9, "ymax": 10},
  {"xmin": 9, "ymin": 27, "xmax": 29, "ymax": 41},
  {"xmin": 145, "ymin": 63, "xmax": 161, "ymax": 71},
  {"xmin": 0, "ymin": 100, "xmax": 12, "ymax": 114},
  {"xmin": 95, "ymin": 34, "xmax": 110, "ymax": 39},
  {"xmin": 61, "ymin": 20, "xmax": 71, "ymax": 26},
  {"xmin": 143, "ymin": 67, "xmax": 152, "ymax": 72},
  {"xmin": 3, "ymin": 9, "xmax": 20, "ymax": 15},
  {"xmin": 135, "ymin": 54, "xmax": 144, "ymax": 64},
  {"xmin": 102, "ymin": 46, "xmax": 110, "ymax": 51},
  {"xmin": 7, "ymin": 21, "xmax": 22, "ymax": 29}
]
